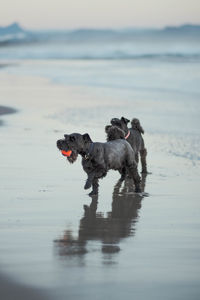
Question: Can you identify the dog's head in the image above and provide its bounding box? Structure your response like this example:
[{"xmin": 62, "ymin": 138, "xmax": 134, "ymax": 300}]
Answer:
[
  {"xmin": 110, "ymin": 117, "xmax": 130, "ymax": 134},
  {"xmin": 131, "ymin": 118, "xmax": 144, "ymax": 134},
  {"xmin": 105, "ymin": 125, "xmax": 125, "ymax": 141},
  {"xmin": 57, "ymin": 133, "xmax": 92, "ymax": 163}
]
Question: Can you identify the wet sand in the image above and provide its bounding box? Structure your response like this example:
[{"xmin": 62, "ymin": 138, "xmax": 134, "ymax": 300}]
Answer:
[
  {"xmin": 0, "ymin": 106, "xmax": 51, "ymax": 299},
  {"xmin": 0, "ymin": 273, "xmax": 50, "ymax": 300},
  {"xmin": 0, "ymin": 61, "xmax": 200, "ymax": 300}
]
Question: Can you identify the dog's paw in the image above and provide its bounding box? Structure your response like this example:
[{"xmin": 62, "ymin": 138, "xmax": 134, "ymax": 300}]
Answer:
[
  {"xmin": 135, "ymin": 187, "xmax": 142, "ymax": 193},
  {"xmin": 84, "ymin": 180, "xmax": 92, "ymax": 190}
]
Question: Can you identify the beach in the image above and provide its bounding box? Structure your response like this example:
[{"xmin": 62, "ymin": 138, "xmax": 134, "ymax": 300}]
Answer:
[{"xmin": 0, "ymin": 58, "xmax": 200, "ymax": 300}]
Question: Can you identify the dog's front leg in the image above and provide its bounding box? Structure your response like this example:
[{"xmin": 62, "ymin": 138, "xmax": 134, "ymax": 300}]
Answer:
[
  {"xmin": 84, "ymin": 172, "xmax": 95, "ymax": 190},
  {"xmin": 119, "ymin": 167, "xmax": 126, "ymax": 182},
  {"xmin": 89, "ymin": 178, "xmax": 99, "ymax": 196}
]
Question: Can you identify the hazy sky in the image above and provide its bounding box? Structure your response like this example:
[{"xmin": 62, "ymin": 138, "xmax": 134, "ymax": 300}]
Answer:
[{"xmin": 1, "ymin": 0, "xmax": 200, "ymax": 29}]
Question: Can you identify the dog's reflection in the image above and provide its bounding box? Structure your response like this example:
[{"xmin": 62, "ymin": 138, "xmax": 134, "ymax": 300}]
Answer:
[{"xmin": 54, "ymin": 175, "xmax": 147, "ymax": 262}]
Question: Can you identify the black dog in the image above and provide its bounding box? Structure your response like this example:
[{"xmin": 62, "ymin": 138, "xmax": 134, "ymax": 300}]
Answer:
[
  {"xmin": 110, "ymin": 117, "xmax": 148, "ymax": 173},
  {"xmin": 57, "ymin": 130, "xmax": 141, "ymax": 196}
]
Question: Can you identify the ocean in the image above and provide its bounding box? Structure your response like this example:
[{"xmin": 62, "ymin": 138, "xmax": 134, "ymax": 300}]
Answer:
[
  {"xmin": 1, "ymin": 25, "xmax": 200, "ymax": 135},
  {"xmin": 1, "ymin": 23, "xmax": 200, "ymax": 60}
]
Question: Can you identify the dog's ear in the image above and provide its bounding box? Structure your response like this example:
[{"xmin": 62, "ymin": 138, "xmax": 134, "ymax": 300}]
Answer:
[
  {"xmin": 121, "ymin": 117, "xmax": 130, "ymax": 124},
  {"xmin": 105, "ymin": 125, "xmax": 112, "ymax": 133},
  {"xmin": 82, "ymin": 133, "xmax": 92, "ymax": 143}
]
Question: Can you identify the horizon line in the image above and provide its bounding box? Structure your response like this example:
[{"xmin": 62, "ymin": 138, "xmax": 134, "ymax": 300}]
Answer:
[{"xmin": 1, "ymin": 21, "xmax": 200, "ymax": 31}]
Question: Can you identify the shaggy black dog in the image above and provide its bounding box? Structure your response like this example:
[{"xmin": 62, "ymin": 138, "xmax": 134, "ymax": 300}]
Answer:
[
  {"xmin": 110, "ymin": 117, "xmax": 148, "ymax": 173},
  {"xmin": 56, "ymin": 130, "xmax": 141, "ymax": 196}
]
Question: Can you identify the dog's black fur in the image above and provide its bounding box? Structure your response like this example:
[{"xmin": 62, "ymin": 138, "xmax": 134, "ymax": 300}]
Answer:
[
  {"xmin": 110, "ymin": 117, "xmax": 148, "ymax": 173},
  {"xmin": 57, "ymin": 130, "xmax": 141, "ymax": 195},
  {"xmin": 105, "ymin": 125, "xmax": 125, "ymax": 141}
]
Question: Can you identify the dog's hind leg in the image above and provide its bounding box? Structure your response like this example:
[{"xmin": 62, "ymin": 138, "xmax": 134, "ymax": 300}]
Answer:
[
  {"xmin": 135, "ymin": 152, "xmax": 139, "ymax": 164},
  {"xmin": 140, "ymin": 148, "xmax": 148, "ymax": 173},
  {"xmin": 119, "ymin": 167, "xmax": 126, "ymax": 182},
  {"xmin": 128, "ymin": 163, "xmax": 141, "ymax": 193}
]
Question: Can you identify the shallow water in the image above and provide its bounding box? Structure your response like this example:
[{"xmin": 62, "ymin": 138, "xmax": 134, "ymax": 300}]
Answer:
[{"xmin": 0, "ymin": 59, "xmax": 200, "ymax": 299}]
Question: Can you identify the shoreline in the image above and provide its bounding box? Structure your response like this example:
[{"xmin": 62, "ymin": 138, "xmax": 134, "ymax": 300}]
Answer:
[
  {"xmin": 0, "ymin": 105, "xmax": 17, "ymax": 116},
  {"xmin": 0, "ymin": 105, "xmax": 17, "ymax": 126}
]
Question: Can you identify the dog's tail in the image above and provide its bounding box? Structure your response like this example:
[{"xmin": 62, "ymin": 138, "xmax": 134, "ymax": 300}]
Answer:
[
  {"xmin": 105, "ymin": 125, "xmax": 125, "ymax": 141},
  {"xmin": 131, "ymin": 118, "xmax": 144, "ymax": 134}
]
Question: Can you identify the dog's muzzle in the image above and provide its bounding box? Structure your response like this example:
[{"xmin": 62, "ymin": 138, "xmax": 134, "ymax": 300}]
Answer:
[{"xmin": 57, "ymin": 139, "xmax": 64, "ymax": 150}]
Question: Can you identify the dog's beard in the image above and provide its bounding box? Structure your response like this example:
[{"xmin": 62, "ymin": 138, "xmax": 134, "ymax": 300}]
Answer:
[{"xmin": 66, "ymin": 151, "xmax": 78, "ymax": 163}]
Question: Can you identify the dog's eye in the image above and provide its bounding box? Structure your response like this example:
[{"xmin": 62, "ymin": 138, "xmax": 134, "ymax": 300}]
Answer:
[{"xmin": 70, "ymin": 135, "xmax": 75, "ymax": 142}]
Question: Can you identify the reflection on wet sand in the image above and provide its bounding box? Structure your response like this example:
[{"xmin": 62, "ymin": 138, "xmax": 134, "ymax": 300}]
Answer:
[{"xmin": 54, "ymin": 175, "xmax": 147, "ymax": 264}]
